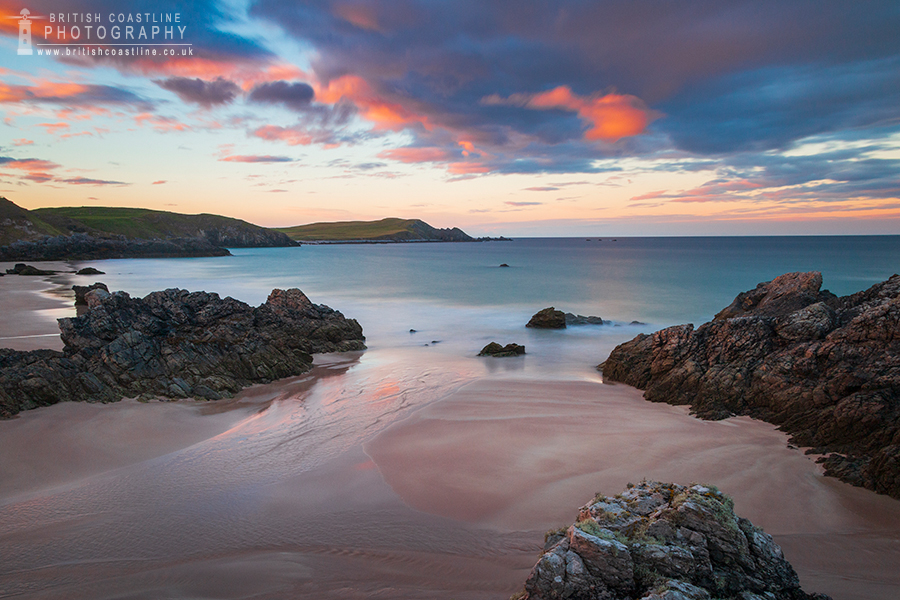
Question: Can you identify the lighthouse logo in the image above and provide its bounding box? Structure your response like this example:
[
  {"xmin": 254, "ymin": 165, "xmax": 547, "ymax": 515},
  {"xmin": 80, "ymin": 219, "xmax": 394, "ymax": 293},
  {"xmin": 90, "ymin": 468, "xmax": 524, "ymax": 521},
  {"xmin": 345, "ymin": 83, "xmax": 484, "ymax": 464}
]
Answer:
[{"xmin": 18, "ymin": 8, "xmax": 32, "ymax": 55}]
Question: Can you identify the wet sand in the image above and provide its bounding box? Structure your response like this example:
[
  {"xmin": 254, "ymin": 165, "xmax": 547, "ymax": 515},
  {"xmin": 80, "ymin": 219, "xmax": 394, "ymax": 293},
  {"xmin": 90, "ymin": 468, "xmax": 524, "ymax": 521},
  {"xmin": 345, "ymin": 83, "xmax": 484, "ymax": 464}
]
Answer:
[
  {"xmin": 365, "ymin": 379, "xmax": 900, "ymax": 599},
  {"xmin": 0, "ymin": 261, "xmax": 79, "ymax": 351}
]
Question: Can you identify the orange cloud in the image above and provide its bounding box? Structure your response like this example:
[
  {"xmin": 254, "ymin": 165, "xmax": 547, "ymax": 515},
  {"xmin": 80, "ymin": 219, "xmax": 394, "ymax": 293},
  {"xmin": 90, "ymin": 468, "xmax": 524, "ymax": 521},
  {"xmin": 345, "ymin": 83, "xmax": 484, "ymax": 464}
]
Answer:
[
  {"xmin": 378, "ymin": 147, "xmax": 453, "ymax": 163},
  {"xmin": 334, "ymin": 3, "xmax": 381, "ymax": 31},
  {"xmin": 38, "ymin": 122, "xmax": 69, "ymax": 134},
  {"xmin": 134, "ymin": 113, "xmax": 190, "ymax": 133},
  {"xmin": 529, "ymin": 86, "xmax": 652, "ymax": 141},
  {"xmin": 485, "ymin": 86, "xmax": 654, "ymax": 142},
  {"xmin": 12, "ymin": 138, "xmax": 33, "ymax": 146},
  {"xmin": 448, "ymin": 162, "xmax": 491, "ymax": 175},
  {"xmin": 315, "ymin": 75, "xmax": 431, "ymax": 131},
  {"xmin": 252, "ymin": 125, "xmax": 317, "ymax": 146}
]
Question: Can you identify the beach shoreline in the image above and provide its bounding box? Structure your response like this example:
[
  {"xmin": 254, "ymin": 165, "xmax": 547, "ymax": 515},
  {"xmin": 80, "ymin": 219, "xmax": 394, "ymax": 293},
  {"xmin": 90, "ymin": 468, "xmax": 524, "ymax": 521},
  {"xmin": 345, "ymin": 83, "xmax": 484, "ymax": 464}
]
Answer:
[{"xmin": 1, "ymin": 270, "xmax": 899, "ymax": 599}]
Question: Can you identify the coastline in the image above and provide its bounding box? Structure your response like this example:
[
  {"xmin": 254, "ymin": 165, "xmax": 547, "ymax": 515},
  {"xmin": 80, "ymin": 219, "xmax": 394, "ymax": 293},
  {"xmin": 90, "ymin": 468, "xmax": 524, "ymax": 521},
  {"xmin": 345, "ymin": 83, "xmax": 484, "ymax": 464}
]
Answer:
[
  {"xmin": 1, "ymin": 269, "xmax": 899, "ymax": 599},
  {"xmin": 0, "ymin": 260, "xmax": 79, "ymax": 351}
]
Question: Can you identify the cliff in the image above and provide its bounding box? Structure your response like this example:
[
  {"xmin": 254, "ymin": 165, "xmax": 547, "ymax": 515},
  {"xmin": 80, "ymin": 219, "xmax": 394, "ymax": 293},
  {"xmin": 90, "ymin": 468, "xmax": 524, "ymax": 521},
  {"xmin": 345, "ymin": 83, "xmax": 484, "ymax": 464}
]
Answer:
[
  {"xmin": 0, "ymin": 286, "xmax": 365, "ymax": 418},
  {"xmin": 0, "ymin": 198, "xmax": 296, "ymax": 260},
  {"xmin": 518, "ymin": 481, "xmax": 829, "ymax": 600},
  {"xmin": 601, "ymin": 272, "xmax": 900, "ymax": 498},
  {"xmin": 276, "ymin": 217, "xmax": 475, "ymax": 242}
]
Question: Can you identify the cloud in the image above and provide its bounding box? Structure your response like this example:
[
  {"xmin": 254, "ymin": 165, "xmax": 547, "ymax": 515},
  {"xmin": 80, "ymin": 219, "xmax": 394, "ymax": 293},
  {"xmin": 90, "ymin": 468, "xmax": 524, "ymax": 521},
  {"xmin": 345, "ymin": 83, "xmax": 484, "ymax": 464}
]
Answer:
[
  {"xmin": 12, "ymin": 139, "xmax": 34, "ymax": 146},
  {"xmin": 154, "ymin": 77, "xmax": 241, "ymax": 107},
  {"xmin": 219, "ymin": 154, "xmax": 295, "ymax": 163},
  {"xmin": 524, "ymin": 186, "xmax": 559, "ymax": 192},
  {"xmin": 248, "ymin": 81, "xmax": 315, "ymax": 110},
  {"xmin": 247, "ymin": 0, "xmax": 900, "ymax": 175},
  {"xmin": 0, "ymin": 80, "xmax": 153, "ymax": 109},
  {"xmin": 152, "ymin": 180, "xmax": 167, "ymax": 185},
  {"xmin": 505, "ymin": 201, "xmax": 543, "ymax": 206},
  {"xmin": 57, "ymin": 177, "xmax": 129, "ymax": 186}
]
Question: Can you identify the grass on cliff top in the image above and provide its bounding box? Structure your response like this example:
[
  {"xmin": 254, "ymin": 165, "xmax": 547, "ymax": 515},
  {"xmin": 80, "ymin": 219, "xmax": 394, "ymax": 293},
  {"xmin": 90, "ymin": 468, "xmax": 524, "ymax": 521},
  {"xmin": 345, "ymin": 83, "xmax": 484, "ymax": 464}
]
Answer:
[
  {"xmin": 276, "ymin": 217, "xmax": 429, "ymax": 241},
  {"xmin": 0, "ymin": 197, "xmax": 65, "ymax": 244},
  {"xmin": 33, "ymin": 206, "xmax": 269, "ymax": 240}
]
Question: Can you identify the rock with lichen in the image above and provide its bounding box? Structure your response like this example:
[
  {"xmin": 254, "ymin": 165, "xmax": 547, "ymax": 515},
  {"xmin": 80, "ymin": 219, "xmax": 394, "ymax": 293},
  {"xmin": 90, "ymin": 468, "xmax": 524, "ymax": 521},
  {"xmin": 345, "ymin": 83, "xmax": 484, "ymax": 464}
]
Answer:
[{"xmin": 518, "ymin": 481, "xmax": 830, "ymax": 600}]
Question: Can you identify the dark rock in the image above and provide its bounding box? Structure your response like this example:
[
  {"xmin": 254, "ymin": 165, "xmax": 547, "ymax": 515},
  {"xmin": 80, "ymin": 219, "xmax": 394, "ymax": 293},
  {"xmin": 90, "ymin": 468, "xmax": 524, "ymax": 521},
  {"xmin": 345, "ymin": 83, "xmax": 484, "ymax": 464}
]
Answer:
[
  {"xmin": 0, "ymin": 287, "xmax": 365, "ymax": 418},
  {"xmin": 0, "ymin": 233, "xmax": 231, "ymax": 261},
  {"xmin": 478, "ymin": 342, "xmax": 526, "ymax": 357},
  {"xmin": 76, "ymin": 267, "xmax": 105, "ymax": 275},
  {"xmin": 6, "ymin": 263, "xmax": 55, "ymax": 276},
  {"xmin": 519, "ymin": 481, "xmax": 829, "ymax": 600},
  {"xmin": 409, "ymin": 328, "xmax": 417, "ymax": 333},
  {"xmin": 601, "ymin": 272, "xmax": 900, "ymax": 499},
  {"xmin": 527, "ymin": 307, "xmax": 567, "ymax": 329},
  {"xmin": 72, "ymin": 282, "xmax": 109, "ymax": 305},
  {"xmin": 565, "ymin": 312, "xmax": 604, "ymax": 325},
  {"xmin": 499, "ymin": 263, "xmax": 510, "ymax": 267}
]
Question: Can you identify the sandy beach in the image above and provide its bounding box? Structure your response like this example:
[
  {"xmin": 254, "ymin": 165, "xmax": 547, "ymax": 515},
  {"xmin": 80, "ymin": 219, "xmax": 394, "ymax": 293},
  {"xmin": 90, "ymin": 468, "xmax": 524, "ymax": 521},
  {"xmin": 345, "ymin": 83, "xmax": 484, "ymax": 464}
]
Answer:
[{"xmin": 1, "ymin": 272, "xmax": 899, "ymax": 599}]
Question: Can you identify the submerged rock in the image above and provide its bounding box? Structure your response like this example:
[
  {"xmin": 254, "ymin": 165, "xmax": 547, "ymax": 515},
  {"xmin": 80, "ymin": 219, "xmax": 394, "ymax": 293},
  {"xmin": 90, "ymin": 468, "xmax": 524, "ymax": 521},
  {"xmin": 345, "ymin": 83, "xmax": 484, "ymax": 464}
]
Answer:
[
  {"xmin": 527, "ymin": 307, "xmax": 567, "ymax": 329},
  {"xmin": 518, "ymin": 481, "xmax": 830, "ymax": 600},
  {"xmin": 478, "ymin": 342, "xmax": 525, "ymax": 357},
  {"xmin": 601, "ymin": 272, "xmax": 900, "ymax": 499},
  {"xmin": 565, "ymin": 312, "xmax": 604, "ymax": 325},
  {"xmin": 0, "ymin": 287, "xmax": 365, "ymax": 417}
]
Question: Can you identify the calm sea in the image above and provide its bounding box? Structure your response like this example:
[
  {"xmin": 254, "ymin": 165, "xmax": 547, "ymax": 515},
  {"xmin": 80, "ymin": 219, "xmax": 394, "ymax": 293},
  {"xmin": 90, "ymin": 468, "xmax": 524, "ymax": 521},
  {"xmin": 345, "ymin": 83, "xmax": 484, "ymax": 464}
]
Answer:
[{"xmin": 82, "ymin": 235, "xmax": 900, "ymax": 380}]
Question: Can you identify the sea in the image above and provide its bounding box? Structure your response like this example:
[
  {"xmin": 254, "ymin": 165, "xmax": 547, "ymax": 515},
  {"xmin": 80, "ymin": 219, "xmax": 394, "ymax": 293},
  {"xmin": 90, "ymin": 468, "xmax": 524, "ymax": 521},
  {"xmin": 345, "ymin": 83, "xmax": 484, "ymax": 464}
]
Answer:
[
  {"xmin": 3, "ymin": 235, "xmax": 900, "ymax": 600},
  {"xmin": 81, "ymin": 235, "xmax": 900, "ymax": 380}
]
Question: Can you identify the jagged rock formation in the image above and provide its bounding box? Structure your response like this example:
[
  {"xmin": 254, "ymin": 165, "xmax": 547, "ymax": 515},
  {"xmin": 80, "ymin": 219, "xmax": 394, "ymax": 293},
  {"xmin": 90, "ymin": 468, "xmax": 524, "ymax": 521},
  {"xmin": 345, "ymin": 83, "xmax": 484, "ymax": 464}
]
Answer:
[
  {"xmin": 527, "ymin": 307, "xmax": 568, "ymax": 329},
  {"xmin": 0, "ymin": 287, "xmax": 365, "ymax": 418},
  {"xmin": 519, "ymin": 481, "xmax": 829, "ymax": 600},
  {"xmin": 0, "ymin": 233, "xmax": 231, "ymax": 260},
  {"xmin": 601, "ymin": 272, "xmax": 900, "ymax": 498},
  {"xmin": 478, "ymin": 342, "xmax": 526, "ymax": 357},
  {"xmin": 72, "ymin": 282, "xmax": 109, "ymax": 305}
]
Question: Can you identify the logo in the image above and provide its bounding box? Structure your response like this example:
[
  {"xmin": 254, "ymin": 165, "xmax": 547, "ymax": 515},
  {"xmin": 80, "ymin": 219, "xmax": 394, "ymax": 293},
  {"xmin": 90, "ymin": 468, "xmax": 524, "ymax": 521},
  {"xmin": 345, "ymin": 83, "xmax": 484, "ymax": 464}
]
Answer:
[
  {"xmin": 12, "ymin": 8, "xmax": 44, "ymax": 55},
  {"xmin": 8, "ymin": 7, "xmax": 191, "ymax": 58}
]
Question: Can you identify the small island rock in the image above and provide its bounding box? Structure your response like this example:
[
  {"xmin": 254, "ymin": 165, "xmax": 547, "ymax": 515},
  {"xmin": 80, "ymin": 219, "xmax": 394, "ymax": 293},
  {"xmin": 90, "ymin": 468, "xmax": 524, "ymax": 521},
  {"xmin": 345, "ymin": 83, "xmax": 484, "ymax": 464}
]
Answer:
[
  {"xmin": 6, "ymin": 263, "xmax": 55, "ymax": 276},
  {"xmin": 478, "ymin": 342, "xmax": 525, "ymax": 357},
  {"xmin": 527, "ymin": 307, "xmax": 567, "ymax": 329},
  {"xmin": 565, "ymin": 312, "xmax": 604, "ymax": 325},
  {"xmin": 76, "ymin": 267, "xmax": 105, "ymax": 275}
]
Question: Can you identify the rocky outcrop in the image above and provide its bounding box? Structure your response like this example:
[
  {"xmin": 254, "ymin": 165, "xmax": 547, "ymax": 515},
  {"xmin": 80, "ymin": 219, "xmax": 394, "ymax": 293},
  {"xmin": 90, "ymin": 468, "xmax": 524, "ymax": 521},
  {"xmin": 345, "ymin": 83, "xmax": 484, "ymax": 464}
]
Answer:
[
  {"xmin": 527, "ymin": 307, "xmax": 567, "ymax": 329},
  {"xmin": 5, "ymin": 263, "xmax": 56, "ymax": 275},
  {"xmin": 566, "ymin": 313, "xmax": 604, "ymax": 326},
  {"xmin": 0, "ymin": 287, "xmax": 365, "ymax": 418},
  {"xmin": 76, "ymin": 267, "xmax": 105, "ymax": 275},
  {"xmin": 601, "ymin": 272, "xmax": 900, "ymax": 498},
  {"xmin": 0, "ymin": 233, "xmax": 231, "ymax": 261},
  {"xmin": 478, "ymin": 342, "xmax": 526, "ymax": 357},
  {"xmin": 519, "ymin": 481, "xmax": 829, "ymax": 600},
  {"xmin": 72, "ymin": 282, "xmax": 109, "ymax": 305}
]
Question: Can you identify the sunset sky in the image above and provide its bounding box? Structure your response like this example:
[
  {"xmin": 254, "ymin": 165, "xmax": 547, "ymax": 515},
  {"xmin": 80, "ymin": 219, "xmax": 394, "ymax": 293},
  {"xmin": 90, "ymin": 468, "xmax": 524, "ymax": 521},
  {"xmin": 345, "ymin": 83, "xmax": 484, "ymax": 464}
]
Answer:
[{"xmin": 1, "ymin": 0, "xmax": 898, "ymax": 236}]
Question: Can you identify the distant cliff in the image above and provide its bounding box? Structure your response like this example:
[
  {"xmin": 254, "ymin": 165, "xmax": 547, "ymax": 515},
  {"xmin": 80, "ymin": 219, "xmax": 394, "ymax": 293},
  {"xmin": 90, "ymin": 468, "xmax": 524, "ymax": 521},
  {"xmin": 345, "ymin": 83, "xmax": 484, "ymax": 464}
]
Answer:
[
  {"xmin": 277, "ymin": 217, "xmax": 475, "ymax": 242},
  {"xmin": 601, "ymin": 272, "xmax": 900, "ymax": 499},
  {"xmin": 0, "ymin": 198, "xmax": 295, "ymax": 260}
]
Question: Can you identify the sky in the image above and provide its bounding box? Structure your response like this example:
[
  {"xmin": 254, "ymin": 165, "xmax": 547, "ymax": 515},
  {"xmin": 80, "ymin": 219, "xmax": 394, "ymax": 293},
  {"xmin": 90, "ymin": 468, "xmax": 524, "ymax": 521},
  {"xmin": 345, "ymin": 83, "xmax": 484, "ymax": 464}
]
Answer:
[{"xmin": 0, "ymin": 0, "xmax": 898, "ymax": 236}]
